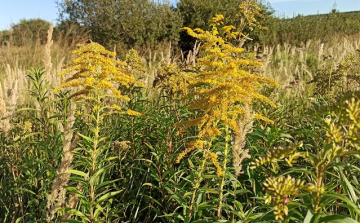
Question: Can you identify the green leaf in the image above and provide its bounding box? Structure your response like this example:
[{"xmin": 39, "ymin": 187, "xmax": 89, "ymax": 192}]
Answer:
[
  {"xmin": 96, "ymin": 191, "xmax": 122, "ymax": 203},
  {"xmin": 323, "ymin": 193, "xmax": 360, "ymax": 215},
  {"xmin": 303, "ymin": 210, "xmax": 313, "ymax": 223},
  {"xmin": 59, "ymin": 208, "xmax": 90, "ymax": 221},
  {"xmin": 165, "ymin": 186, "xmax": 187, "ymax": 206},
  {"xmin": 338, "ymin": 165, "xmax": 358, "ymax": 203},
  {"xmin": 96, "ymin": 179, "xmax": 120, "ymax": 190},
  {"xmin": 93, "ymin": 204, "xmax": 104, "ymax": 219},
  {"xmin": 64, "ymin": 186, "xmax": 86, "ymax": 199},
  {"xmin": 90, "ymin": 168, "xmax": 105, "ymax": 186},
  {"xmin": 66, "ymin": 169, "xmax": 88, "ymax": 177},
  {"xmin": 62, "ymin": 220, "xmax": 83, "ymax": 223},
  {"xmin": 78, "ymin": 133, "xmax": 94, "ymax": 143},
  {"xmin": 319, "ymin": 215, "xmax": 358, "ymax": 223}
]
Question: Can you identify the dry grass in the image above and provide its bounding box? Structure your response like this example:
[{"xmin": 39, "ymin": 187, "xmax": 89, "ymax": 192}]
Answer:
[{"xmin": 256, "ymin": 34, "xmax": 360, "ymax": 104}]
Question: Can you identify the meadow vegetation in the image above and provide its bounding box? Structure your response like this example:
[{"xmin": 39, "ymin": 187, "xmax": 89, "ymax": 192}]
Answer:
[{"xmin": 1, "ymin": 0, "xmax": 360, "ymax": 222}]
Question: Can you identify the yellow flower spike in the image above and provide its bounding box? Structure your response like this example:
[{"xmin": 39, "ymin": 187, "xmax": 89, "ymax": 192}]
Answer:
[
  {"xmin": 126, "ymin": 49, "xmax": 146, "ymax": 72},
  {"xmin": 176, "ymin": 14, "xmax": 278, "ymax": 217},
  {"xmin": 127, "ymin": 109, "xmax": 146, "ymax": 118},
  {"xmin": 54, "ymin": 42, "xmax": 144, "ymax": 101},
  {"xmin": 175, "ymin": 140, "xmax": 204, "ymax": 163},
  {"xmin": 153, "ymin": 61, "xmax": 192, "ymax": 98},
  {"xmin": 23, "ymin": 121, "xmax": 32, "ymax": 133},
  {"xmin": 206, "ymin": 152, "xmax": 223, "ymax": 177}
]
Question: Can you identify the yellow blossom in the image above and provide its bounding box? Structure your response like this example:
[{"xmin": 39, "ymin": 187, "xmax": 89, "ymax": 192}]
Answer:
[
  {"xmin": 54, "ymin": 42, "xmax": 143, "ymax": 100},
  {"xmin": 176, "ymin": 14, "xmax": 278, "ymax": 181},
  {"xmin": 127, "ymin": 109, "xmax": 146, "ymax": 118},
  {"xmin": 206, "ymin": 152, "xmax": 223, "ymax": 177}
]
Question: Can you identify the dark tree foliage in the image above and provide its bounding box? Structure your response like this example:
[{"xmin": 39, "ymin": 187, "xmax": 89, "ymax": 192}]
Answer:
[
  {"xmin": 176, "ymin": 0, "xmax": 274, "ymax": 51},
  {"xmin": 10, "ymin": 19, "xmax": 51, "ymax": 46},
  {"xmin": 0, "ymin": 30, "xmax": 11, "ymax": 46},
  {"xmin": 56, "ymin": 0, "xmax": 182, "ymax": 53}
]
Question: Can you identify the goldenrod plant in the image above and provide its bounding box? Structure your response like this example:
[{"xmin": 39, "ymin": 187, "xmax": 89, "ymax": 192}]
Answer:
[
  {"xmin": 54, "ymin": 42, "xmax": 144, "ymax": 222},
  {"xmin": 252, "ymin": 93, "xmax": 360, "ymax": 221},
  {"xmin": 175, "ymin": 11, "xmax": 278, "ymax": 220}
]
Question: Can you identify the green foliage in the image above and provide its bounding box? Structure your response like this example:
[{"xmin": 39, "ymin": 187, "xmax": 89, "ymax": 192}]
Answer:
[
  {"xmin": 57, "ymin": 0, "xmax": 182, "ymax": 53},
  {"xmin": 2, "ymin": 1, "xmax": 360, "ymax": 223},
  {"xmin": 0, "ymin": 68, "xmax": 69, "ymax": 222},
  {"xmin": 261, "ymin": 11, "xmax": 360, "ymax": 45},
  {"xmin": 177, "ymin": 0, "xmax": 274, "ymax": 50},
  {"xmin": 10, "ymin": 18, "xmax": 51, "ymax": 46},
  {"xmin": 309, "ymin": 52, "xmax": 360, "ymax": 100}
]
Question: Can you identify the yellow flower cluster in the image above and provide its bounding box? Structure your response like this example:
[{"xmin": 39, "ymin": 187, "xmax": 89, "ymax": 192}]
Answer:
[
  {"xmin": 338, "ymin": 55, "xmax": 357, "ymax": 76},
  {"xmin": 153, "ymin": 62, "xmax": 192, "ymax": 97},
  {"xmin": 177, "ymin": 19, "xmax": 278, "ymax": 138},
  {"xmin": 126, "ymin": 49, "xmax": 146, "ymax": 72},
  {"xmin": 238, "ymin": 0, "xmax": 267, "ymax": 32},
  {"xmin": 176, "ymin": 140, "xmax": 204, "ymax": 163},
  {"xmin": 250, "ymin": 142, "xmax": 307, "ymax": 169},
  {"xmin": 126, "ymin": 109, "xmax": 146, "ymax": 118},
  {"xmin": 54, "ymin": 42, "xmax": 145, "ymax": 100},
  {"xmin": 23, "ymin": 121, "xmax": 32, "ymax": 133},
  {"xmin": 263, "ymin": 175, "xmax": 316, "ymax": 220},
  {"xmin": 206, "ymin": 152, "xmax": 222, "ymax": 177},
  {"xmin": 321, "ymin": 95, "xmax": 360, "ymax": 163},
  {"xmin": 175, "ymin": 14, "xmax": 278, "ymax": 178}
]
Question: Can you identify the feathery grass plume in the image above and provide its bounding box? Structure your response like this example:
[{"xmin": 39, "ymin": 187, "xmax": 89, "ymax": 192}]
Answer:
[
  {"xmin": 46, "ymin": 103, "xmax": 77, "ymax": 222},
  {"xmin": 43, "ymin": 23, "xmax": 53, "ymax": 83},
  {"xmin": 233, "ymin": 104, "xmax": 252, "ymax": 177},
  {"xmin": 0, "ymin": 84, "xmax": 10, "ymax": 136},
  {"xmin": 4, "ymin": 64, "xmax": 20, "ymax": 117}
]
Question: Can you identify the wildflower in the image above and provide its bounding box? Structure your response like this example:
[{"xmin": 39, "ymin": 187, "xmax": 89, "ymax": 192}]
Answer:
[
  {"xmin": 153, "ymin": 62, "xmax": 192, "ymax": 98},
  {"xmin": 176, "ymin": 140, "xmax": 204, "ymax": 163},
  {"xmin": 176, "ymin": 13, "xmax": 278, "ymax": 178},
  {"xmin": 263, "ymin": 175, "xmax": 316, "ymax": 220},
  {"xmin": 23, "ymin": 121, "xmax": 32, "ymax": 133},
  {"xmin": 206, "ymin": 152, "xmax": 222, "ymax": 177},
  {"xmin": 54, "ymin": 42, "xmax": 144, "ymax": 99},
  {"xmin": 126, "ymin": 109, "xmax": 146, "ymax": 118}
]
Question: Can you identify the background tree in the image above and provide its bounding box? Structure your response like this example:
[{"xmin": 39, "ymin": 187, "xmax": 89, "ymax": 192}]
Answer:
[
  {"xmin": 56, "ymin": 0, "xmax": 182, "ymax": 54},
  {"xmin": 11, "ymin": 19, "xmax": 50, "ymax": 46},
  {"xmin": 176, "ymin": 0, "xmax": 274, "ymax": 50}
]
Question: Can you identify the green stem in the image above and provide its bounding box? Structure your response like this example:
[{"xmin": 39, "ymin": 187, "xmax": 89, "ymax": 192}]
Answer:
[
  {"xmin": 90, "ymin": 92, "xmax": 101, "ymax": 222},
  {"xmin": 313, "ymin": 164, "xmax": 325, "ymax": 214},
  {"xmin": 217, "ymin": 121, "xmax": 230, "ymax": 220},
  {"xmin": 188, "ymin": 150, "xmax": 207, "ymax": 217}
]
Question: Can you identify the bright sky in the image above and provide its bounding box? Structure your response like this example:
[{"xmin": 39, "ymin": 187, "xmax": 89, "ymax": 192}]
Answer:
[
  {"xmin": 268, "ymin": 0, "xmax": 360, "ymax": 18},
  {"xmin": 0, "ymin": 0, "xmax": 359, "ymax": 31}
]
